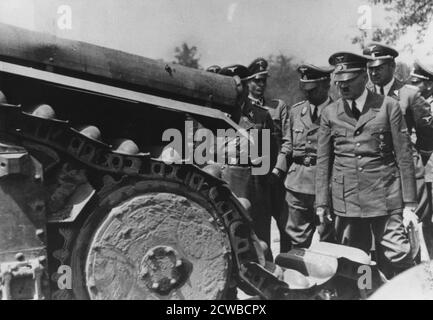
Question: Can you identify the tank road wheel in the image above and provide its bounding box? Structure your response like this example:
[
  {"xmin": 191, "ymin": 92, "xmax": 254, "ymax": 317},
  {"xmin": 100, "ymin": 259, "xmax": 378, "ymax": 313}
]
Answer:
[{"xmin": 69, "ymin": 178, "xmax": 233, "ymax": 300}]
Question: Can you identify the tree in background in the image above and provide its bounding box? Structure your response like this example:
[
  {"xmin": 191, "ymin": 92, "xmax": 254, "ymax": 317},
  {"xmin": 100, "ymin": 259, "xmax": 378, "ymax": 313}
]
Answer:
[
  {"xmin": 265, "ymin": 54, "xmax": 304, "ymax": 107},
  {"xmin": 353, "ymin": 0, "xmax": 433, "ymax": 48},
  {"xmin": 264, "ymin": 54, "xmax": 341, "ymax": 107},
  {"xmin": 173, "ymin": 42, "xmax": 201, "ymax": 69}
]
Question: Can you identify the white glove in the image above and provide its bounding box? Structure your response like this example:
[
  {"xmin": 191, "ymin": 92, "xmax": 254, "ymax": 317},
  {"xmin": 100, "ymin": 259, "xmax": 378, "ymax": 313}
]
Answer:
[{"xmin": 403, "ymin": 204, "xmax": 419, "ymax": 230}]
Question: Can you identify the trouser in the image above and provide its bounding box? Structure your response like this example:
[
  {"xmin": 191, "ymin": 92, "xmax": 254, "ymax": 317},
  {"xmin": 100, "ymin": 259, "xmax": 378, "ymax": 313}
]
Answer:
[
  {"xmin": 422, "ymin": 152, "xmax": 433, "ymax": 259},
  {"xmin": 414, "ymin": 152, "xmax": 431, "ymax": 222},
  {"xmin": 270, "ymin": 180, "xmax": 291, "ymax": 253},
  {"xmin": 335, "ymin": 214, "xmax": 415, "ymax": 278},
  {"xmin": 413, "ymin": 152, "xmax": 433, "ymax": 260},
  {"xmin": 221, "ymin": 165, "xmax": 273, "ymax": 260},
  {"xmin": 286, "ymin": 190, "xmax": 335, "ymax": 249}
]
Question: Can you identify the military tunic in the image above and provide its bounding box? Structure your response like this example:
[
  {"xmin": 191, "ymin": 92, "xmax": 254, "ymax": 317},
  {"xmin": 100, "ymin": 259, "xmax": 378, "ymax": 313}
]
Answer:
[
  {"xmin": 221, "ymin": 98, "xmax": 278, "ymax": 258},
  {"xmin": 369, "ymin": 79, "xmax": 433, "ymax": 223},
  {"xmin": 265, "ymin": 99, "xmax": 291, "ymax": 252},
  {"xmin": 315, "ymin": 90, "xmax": 416, "ymax": 271},
  {"xmin": 274, "ymin": 98, "xmax": 334, "ymax": 248}
]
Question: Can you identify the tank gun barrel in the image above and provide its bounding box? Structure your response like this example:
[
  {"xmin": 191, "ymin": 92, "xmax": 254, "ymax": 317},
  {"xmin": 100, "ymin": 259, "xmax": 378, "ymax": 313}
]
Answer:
[{"xmin": 0, "ymin": 23, "xmax": 241, "ymax": 112}]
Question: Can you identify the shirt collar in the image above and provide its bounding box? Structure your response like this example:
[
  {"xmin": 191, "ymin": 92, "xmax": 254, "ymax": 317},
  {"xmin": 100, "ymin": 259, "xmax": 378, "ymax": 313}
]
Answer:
[
  {"xmin": 349, "ymin": 89, "xmax": 368, "ymax": 112},
  {"xmin": 377, "ymin": 78, "xmax": 395, "ymax": 96},
  {"xmin": 248, "ymin": 94, "xmax": 264, "ymax": 106},
  {"xmin": 310, "ymin": 96, "xmax": 331, "ymax": 114}
]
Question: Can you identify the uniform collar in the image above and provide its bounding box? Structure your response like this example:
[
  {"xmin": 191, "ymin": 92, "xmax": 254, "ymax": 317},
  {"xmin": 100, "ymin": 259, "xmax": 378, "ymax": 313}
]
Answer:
[
  {"xmin": 310, "ymin": 96, "xmax": 331, "ymax": 115},
  {"xmin": 376, "ymin": 77, "xmax": 395, "ymax": 96},
  {"xmin": 248, "ymin": 94, "xmax": 264, "ymax": 106},
  {"xmin": 348, "ymin": 88, "xmax": 368, "ymax": 112}
]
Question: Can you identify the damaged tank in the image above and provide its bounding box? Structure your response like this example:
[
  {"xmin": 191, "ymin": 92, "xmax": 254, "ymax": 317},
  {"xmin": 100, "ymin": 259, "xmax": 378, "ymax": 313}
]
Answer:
[
  {"xmin": 0, "ymin": 23, "xmax": 290, "ymax": 300},
  {"xmin": 0, "ymin": 24, "xmax": 388, "ymax": 301}
]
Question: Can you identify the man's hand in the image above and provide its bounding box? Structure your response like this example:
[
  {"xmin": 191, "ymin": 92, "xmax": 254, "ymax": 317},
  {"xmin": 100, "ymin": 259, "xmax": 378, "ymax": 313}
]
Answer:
[
  {"xmin": 403, "ymin": 203, "xmax": 419, "ymax": 230},
  {"xmin": 316, "ymin": 206, "xmax": 332, "ymax": 225},
  {"xmin": 271, "ymin": 168, "xmax": 284, "ymax": 181}
]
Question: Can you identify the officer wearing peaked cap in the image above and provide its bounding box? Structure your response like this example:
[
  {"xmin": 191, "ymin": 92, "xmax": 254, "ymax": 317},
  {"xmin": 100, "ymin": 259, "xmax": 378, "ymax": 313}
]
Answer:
[
  {"xmin": 273, "ymin": 64, "xmax": 335, "ymax": 248},
  {"xmin": 244, "ymin": 57, "xmax": 292, "ymax": 252},
  {"xmin": 245, "ymin": 58, "xmax": 269, "ymax": 107},
  {"xmin": 218, "ymin": 64, "xmax": 278, "ymax": 259},
  {"xmin": 315, "ymin": 52, "xmax": 417, "ymax": 277},
  {"xmin": 364, "ymin": 43, "xmax": 433, "ymax": 234},
  {"xmin": 410, "ymin": 59, "xmax": 433, "ymax": 260},
  {"xmin": 410, "ymin": 60, "xmax": 433, "ymax": 105}
]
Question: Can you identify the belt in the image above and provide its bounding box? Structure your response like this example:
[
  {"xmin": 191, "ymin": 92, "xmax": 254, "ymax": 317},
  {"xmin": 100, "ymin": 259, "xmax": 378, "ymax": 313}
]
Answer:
[{"xmin": 293, "ymin": 155, "xmax": 317, "ymax": 167}]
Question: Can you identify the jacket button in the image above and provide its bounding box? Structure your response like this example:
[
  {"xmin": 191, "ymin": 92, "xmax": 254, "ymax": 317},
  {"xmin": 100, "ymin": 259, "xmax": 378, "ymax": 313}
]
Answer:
[
  {"xmin": 308, "ymin": 141, "xmax": 312, "ymax": 144},
  {"xmin": 356, "ymin": 143, "xmax": 361, "ymax": 147},
  {"xmin": 358, "ymin": 155, "xmax": 362, "ymax": 159},
  {"xmin": 379, "ymin": 134, "xmax": 384, "ymax": 140},
  {"xmin": 355, "ymin": 131, "xmax": 360, "ymax": 136}
]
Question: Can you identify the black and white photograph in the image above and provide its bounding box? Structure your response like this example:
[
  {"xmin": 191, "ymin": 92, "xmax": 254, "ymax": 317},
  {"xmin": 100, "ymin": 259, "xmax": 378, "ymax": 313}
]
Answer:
[{"xmin": 0, "ymin": 0, "xmax": 432, "ymax": 303}]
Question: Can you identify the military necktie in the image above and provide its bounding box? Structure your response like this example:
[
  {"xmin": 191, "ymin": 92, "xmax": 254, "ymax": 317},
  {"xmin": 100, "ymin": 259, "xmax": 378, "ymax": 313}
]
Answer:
[
  {"xmin": 311, "ymin": 105, "xmax": 318, "ymax": 122},
  {"xmin": 351, "ymin": 100, "xmax": 360, "ymax": 120},
  {"xmin": 380, "ymin": 86, "xmax": 385, "ymax": 95}
]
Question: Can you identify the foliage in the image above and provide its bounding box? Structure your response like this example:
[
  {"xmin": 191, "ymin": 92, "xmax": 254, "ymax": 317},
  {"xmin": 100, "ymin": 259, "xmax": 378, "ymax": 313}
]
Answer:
[
  {"xmin": 173, "ymin": 42, "xmax": 201, "ymax": 69},
  {"xmin": 265, "ymin": 54, "xmax": 304, "ymax": 107},
  {"xmin": 353, "ymin": 0, "xmax": 433, "ymax": 48}
]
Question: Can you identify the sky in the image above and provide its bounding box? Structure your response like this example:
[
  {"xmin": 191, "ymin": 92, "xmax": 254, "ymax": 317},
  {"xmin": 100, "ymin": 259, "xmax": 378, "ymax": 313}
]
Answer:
[{"xmin": 0, "ymin": 0, "xmax": 431, "ymax": 67}]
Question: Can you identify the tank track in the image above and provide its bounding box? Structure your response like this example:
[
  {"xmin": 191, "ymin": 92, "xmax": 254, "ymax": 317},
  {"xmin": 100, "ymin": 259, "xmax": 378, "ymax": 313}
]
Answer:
[{"xmin": 0, "ymin": 103, "xmax": 289, "ymax": 299}]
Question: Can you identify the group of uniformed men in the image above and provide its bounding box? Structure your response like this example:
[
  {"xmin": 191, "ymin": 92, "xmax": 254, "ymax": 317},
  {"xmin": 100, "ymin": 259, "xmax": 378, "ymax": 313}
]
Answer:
[{"xmin": 207, "ymin": 43, "xmax": 433, "ymax": 278}]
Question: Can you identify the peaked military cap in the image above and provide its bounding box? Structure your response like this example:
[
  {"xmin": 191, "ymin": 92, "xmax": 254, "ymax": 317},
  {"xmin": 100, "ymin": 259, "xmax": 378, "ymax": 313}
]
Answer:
[
  {"xmin": 329, "ymin": 52, "xmax": 371, "ymax": 82},
  {"xmin": 363, "ymin": 42, "xmax": 399, "ymax": 67},
  {"xmin": 410, "ymin": 59, "xmax": 433, "ymax": 82},
  {"xmin": 206, "ymin": 65, "xmax": 221, "ymax": 73},
  {"xmin": 219, "ymin": 64, "xmax": 250, "ymax": 80},
  {"xmin": 245, "ymin": 58, "xmax": 269, "ymax": 80},
  {"xmin": 297, "ymin": 64, "xmax": 334, "ymax": 90}
]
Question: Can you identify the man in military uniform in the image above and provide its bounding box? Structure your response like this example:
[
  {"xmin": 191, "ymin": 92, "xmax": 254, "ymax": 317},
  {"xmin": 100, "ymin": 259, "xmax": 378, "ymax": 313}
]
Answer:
[
  {"xmin": 409, "ymin": 60, "xmax": 433, "ymax": 259},
  {"xmin": 410, "ymin": 60, "xmax": 433, "ymax": 107},
  {"xmin": 273, "ymin": 64, "xmax": 334, "ymax": 248},
  {"xmin": 218, "ymin": 64, "xmax": 278, "ymax": 259},
  {"xmin": 315, "ymin": 52, "xmax": 418, "ymax": 277},
  {"xmin": 245, "ymin": 58, "xmax": 291, "ymax": 252},
  {"xmin": 363, "ymin": 43, "xmax": 433, "ymax": 229}
]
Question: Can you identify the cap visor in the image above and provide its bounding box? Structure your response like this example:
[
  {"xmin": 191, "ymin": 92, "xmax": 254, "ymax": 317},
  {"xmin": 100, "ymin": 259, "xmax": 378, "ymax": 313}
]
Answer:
[
  {"xmin": 409, "ymin": 76, "xmax": 422, "ymax": 84},
  {"xmin": 300, "ymin": 82, "xmax": 319, "ymax": 91},
  {"xmin": 252, "ymin": 74, "xmax": 268, "ymax": 80},
  {"xmin": 367, "ymin": 59, "xmax": 390, "ymax": 68},
  {"xmin": 334, "ymin": 72, "xmax": 361, "ymax": 82}
]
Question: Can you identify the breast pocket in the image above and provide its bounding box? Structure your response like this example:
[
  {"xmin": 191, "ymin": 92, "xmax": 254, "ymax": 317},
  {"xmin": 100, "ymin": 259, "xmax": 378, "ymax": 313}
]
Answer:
[
  {"xmin": 332, "ymin": 128, "xmax": 347, "ymax": 147},
  {"xmin": 293, "ymin": 127, "xmax": 305, "ymax": 145},
  {"xmin": 371, "ymin": 127, "xmax": 393, "ymax": 153}
]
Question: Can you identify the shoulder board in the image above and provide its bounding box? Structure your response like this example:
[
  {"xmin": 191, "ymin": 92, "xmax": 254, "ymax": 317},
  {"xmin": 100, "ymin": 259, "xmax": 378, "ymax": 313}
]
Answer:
[
  {"xmin": 291, "ymin": 100, "xmax": 307, "ymax": 109},
  {"xmin": 270, "ymin": 99, "xmax": 287, "ymax": 108}
]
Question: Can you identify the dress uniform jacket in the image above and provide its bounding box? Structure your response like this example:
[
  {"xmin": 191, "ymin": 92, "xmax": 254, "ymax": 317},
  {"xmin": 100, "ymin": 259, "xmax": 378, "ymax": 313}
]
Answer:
[
  {"xmin": 221, "ymin": 98, "xmax": 278, "ymax": 255},
  {"xmin": 368, "ymin": 79, "xmax": 433, "ymax": 156},
  {"xmin": 369, "ymin": 79, "xmax": 433, "ymax": 222},
  {"xmin": 265, "ymin": 99, "xmax": 290, "ymax": 151},
  {"xmin": 264, "ymin": 98, "xmax": 291, "ymax": 252},
  {"xmin": 426, "ymin": 96, "xmax": 433, "ymax": 184},
  {"xmin": 275, "ymin": 99, "xmax": 333, "ymax": 194},
  {"xmin": 315, "ymin": 90, "xmax": 417, "ymax": 217}
]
